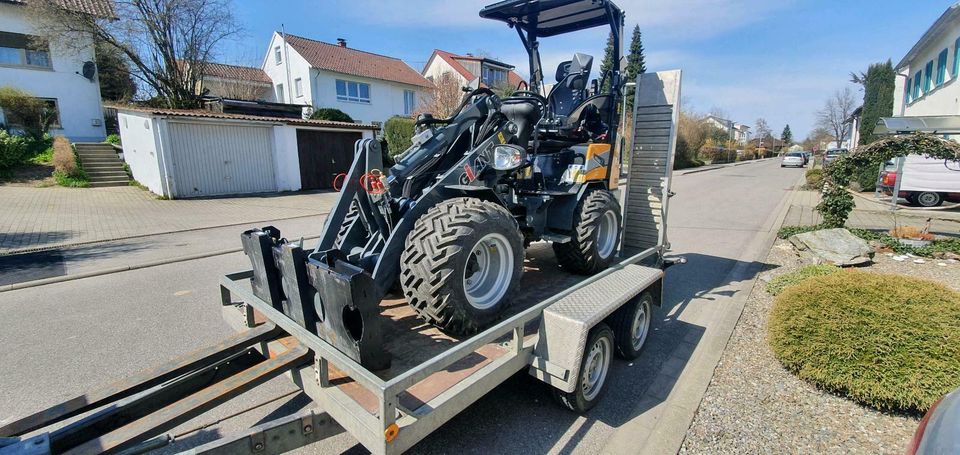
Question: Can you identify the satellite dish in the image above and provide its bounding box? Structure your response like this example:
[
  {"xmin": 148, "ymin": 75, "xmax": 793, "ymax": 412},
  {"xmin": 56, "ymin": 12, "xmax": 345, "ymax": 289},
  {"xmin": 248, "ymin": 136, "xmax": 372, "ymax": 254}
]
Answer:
[{"xmin": 82, "ymin": 61, "xmax": 96, "ymax": 81}]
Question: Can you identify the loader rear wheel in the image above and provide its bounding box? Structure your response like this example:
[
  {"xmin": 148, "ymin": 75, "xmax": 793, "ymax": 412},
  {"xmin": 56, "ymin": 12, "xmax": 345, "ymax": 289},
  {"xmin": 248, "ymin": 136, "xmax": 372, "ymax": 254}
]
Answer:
[
  {"xmin": 401, "ymin": 198, "xmax": 524, "ymax": 335},
  {"xmin": 553, "ymin": 190, "xmax": 622, "ymax": 275}
]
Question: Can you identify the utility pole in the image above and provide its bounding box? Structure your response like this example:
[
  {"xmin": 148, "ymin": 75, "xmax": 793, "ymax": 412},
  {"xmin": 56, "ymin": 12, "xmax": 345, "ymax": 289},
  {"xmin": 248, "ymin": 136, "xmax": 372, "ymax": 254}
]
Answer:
[{"xmin": 281, "ymin": 24, "xmax": 294, "ymax": 105}]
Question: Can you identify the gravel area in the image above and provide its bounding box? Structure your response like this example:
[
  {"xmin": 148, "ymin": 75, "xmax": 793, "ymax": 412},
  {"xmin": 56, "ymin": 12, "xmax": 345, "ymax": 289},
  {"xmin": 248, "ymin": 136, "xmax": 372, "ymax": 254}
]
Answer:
[{"xmin": 679, "ymin": 240, "xmax": 960, "ymax": 454}]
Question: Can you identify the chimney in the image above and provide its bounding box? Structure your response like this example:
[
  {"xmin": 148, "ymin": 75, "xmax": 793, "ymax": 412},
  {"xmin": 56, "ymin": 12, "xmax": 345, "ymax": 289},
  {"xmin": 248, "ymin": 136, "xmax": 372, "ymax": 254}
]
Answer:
[
  {"xmin": 465, "ymin": 52, "xmax": 474, "ymax": 57},
  {"xmin": 336, "ymin": 38, "xmax": 347, "ymax": 48}
]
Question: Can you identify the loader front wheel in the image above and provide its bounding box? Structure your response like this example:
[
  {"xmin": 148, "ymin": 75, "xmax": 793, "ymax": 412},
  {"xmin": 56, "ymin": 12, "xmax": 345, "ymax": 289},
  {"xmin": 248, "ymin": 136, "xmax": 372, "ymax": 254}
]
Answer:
[
  {"xmin": 401, "ymin": 198, "xmax": 524, "ymax": 335},
  {"xmin": 554, "ymin": 190, "xmax": 622, "ymax": 275}
]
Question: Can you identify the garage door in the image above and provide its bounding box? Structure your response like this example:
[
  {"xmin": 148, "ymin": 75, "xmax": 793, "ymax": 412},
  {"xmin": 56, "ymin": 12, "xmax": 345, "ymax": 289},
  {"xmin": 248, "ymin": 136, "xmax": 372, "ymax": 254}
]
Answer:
[
  {"xmin": 296, "ymin": 130, "xmax": 362, "ymax": 190},
  {"xmin": 166, "ymin": 122, "xmax": 276, "ymax": 197}
]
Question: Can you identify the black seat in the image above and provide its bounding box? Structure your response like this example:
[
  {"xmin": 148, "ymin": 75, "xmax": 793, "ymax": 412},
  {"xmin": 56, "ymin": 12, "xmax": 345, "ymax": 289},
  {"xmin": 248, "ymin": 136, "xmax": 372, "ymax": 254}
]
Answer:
[{"xmin": 547, "ymin": 53, "xmax": 593, "ymax": 119}]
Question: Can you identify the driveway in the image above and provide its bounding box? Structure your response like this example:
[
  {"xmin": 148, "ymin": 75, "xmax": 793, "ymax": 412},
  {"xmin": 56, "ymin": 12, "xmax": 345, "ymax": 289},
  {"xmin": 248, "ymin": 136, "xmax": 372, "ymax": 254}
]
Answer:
[{"xmin": 0, "ymin": 186, "xmax": 338, "ymax": 254}]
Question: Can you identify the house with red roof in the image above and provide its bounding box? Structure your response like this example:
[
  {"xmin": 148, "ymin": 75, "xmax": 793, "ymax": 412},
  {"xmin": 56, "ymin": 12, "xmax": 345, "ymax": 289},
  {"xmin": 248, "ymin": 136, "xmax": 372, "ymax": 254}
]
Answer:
[
  {"xmin": 259, "ymin": 33, "xmax": 433, "ymax": 124},
  {"xmin": 0, "ymin": 0, "xmax": 114, "ymax": 141},
  {"xmin": 422, "ymin": 49, "xmax": 524, "ymax": 91}
]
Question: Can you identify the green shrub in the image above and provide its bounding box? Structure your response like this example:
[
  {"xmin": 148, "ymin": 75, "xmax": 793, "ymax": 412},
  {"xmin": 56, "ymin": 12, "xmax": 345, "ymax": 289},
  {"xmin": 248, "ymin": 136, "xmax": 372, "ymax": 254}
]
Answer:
[
  {"xmin": 777, "ymin": 224, "xmax": 823, "ymax": 239},
  {"xmin": 852, "ymin": 163, "xmax": 878, "ymax": 192},
  {"xmin": 766, "ymin": 264, "xmax": 840, "ymax": 296},
  {"xmin": 0, "ymin": 130, "xmax": 28, "ymax": 172},
  {"xmin": 769, "ymin": 271, "xmax": 960, "ymax": 413},
  {"xmin": 310, "ymin": 108, "xmax": 354, "ymax": 123},
  {"xmin": 105, "ymin": 134, "xmax": 121, "ymax": 145},
  {"xmin": 30, "ymin": 145, "xmax": 53, "ymax": 164},
  {"xmin": 804, "ymin": 168, "xmax": 823, "ymax": 189},
  {"xmin": 54, "ymin": 169, "xmax": 89, "ymax": 187},
  {"xmin": 384, "ymin": 116, "xmax": 415, "ymax": 157}
]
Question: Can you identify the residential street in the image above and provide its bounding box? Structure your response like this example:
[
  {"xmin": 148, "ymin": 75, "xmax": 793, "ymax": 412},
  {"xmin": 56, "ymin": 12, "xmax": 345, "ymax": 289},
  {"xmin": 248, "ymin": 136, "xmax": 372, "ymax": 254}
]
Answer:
[{"xmin": 0, "ymin": 158, "xmax": 802, "ymax": 454}]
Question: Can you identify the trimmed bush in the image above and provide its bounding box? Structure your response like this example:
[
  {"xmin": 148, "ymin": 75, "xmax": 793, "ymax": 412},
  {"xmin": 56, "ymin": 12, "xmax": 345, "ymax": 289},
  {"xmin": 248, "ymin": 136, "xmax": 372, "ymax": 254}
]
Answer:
[
  {"xmin": 765, "ymin": 264, "xmax": 840, "ymax": 296},
  {"xmin": 310, "ymin": 108, "xmax": 353, "ymax": 123},
  {"xmin": 384, "ymin": 116, "xmax": 415, "ymax": 157},
  {"xmin": 768, "ymin": 271, "xmax": 960, "ymax": 414},
  {"xmin": 52, "ymin": 136, "xmax": 76, "ymax": 175}
]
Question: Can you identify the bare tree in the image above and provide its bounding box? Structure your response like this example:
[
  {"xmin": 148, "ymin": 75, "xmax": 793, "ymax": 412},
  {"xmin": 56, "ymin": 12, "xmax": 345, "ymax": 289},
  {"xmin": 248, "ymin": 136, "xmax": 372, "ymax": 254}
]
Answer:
[
  {"xmin": 414, "ymin": 73, "xmax": 463, "ymax": 119},
  {"xmin": 816, "ymin": 87, "xmax": 857, "ymax": 148},
  {"xmin": 754, "ymin": 118, "xmax": 772, "ymax": 141},
  {"xmin": 26, "ymin": 0, "xmax": 241, "ymax": 108}
]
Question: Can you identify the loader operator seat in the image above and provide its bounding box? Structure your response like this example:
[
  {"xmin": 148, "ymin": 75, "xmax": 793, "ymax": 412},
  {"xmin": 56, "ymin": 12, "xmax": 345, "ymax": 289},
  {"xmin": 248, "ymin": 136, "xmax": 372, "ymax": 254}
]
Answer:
[{"xmin": 547, "ymin": 53, "xmax": 593, "ymax": 119}]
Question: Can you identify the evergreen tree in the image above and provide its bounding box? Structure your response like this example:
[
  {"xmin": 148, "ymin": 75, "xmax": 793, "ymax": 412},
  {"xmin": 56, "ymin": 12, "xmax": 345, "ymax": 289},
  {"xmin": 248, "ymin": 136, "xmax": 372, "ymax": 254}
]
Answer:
[
  {"xmin": 599, "ymin": 31, "xmax": 615, "ymax": 92},
  {"xmin": 624, "ymin": 25, "xmax": 646, "ymax": 109},
  {"xmin": 781, "ymin": 124, "xmax": 793, "ymax": 145},
  {"xmin": 859, "ymin": 60, "xmax": 895, "ymax": 146},
  {"xmin": 96, "ymin": 41, "xmax": 137, "ymax": 102}
]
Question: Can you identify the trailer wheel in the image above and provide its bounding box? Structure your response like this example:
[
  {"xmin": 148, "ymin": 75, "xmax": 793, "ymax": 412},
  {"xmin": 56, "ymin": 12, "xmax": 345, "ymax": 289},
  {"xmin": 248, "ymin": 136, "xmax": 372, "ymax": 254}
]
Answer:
[
  {"xmin": 554, "ymin": 190, "xmax": 622, "ymax": 275},
  {"xmin": 401, "ymin": 198, "xmax": 524, "ymax": 335},
  {"xmin": 610, "ymin": 292, "xmax": 653, "ymax": 360},
  {"xmin": 914, "ymin": 191, "xmax": 944, "ymax": 207},
  {"xmin": 554, "ymin": 323, "xmax": 614, "ymax": 413}
]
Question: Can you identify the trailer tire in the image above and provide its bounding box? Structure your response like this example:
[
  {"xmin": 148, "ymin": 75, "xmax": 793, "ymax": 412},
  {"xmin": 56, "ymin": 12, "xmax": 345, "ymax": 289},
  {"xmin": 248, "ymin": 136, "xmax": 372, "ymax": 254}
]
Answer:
[
  {"xmin": 401, "ymin": 198, "xmax": 524, "ymax": 335},
  {"xmin": 554, "ymin": 323, "xmax": 614, "ymax": 413},
  {"xmin": 553, "ymin": 190, "xmax": 622, "ymax": 275},
  {"xmin": 610, "ymin": 292, "xmax": 653, "ymax": 360},
  {"xmin": 914, "ymin": 191, "xmax": 944, "ymax": 207}
]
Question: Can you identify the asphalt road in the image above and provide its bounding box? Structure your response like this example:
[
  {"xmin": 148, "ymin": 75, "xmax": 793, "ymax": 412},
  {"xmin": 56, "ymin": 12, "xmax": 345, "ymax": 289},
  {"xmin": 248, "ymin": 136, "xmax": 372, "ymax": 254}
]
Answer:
[{"xmin": 0, "ymin": 159, "xmax": 801, "ymax": 454}]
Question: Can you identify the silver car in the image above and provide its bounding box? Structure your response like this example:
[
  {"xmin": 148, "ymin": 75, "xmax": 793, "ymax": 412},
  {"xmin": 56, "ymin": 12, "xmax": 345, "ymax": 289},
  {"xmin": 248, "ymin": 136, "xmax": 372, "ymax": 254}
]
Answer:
[
  {"xmin": 781, "ymin": 152, "xmax": 805, "ymax": 168},
  {"xmin": 824, "ymin": 148, "xmax": 848, "ymax": 166}
]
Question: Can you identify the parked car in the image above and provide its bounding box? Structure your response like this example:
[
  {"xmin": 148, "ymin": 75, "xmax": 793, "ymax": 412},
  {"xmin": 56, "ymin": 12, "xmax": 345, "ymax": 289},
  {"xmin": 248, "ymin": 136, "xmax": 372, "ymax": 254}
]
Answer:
[
  {"xmin": 879, "ymin": 155, "xmax": 960, "ymax": 207},
  {"xmin": 781, "ymin": 151, "xmax": 805, "ymax": 168},
  {"xmin": 824, "ymin": 148, "xmax": 848, "ymax": 166},
  {"xmin": 906, "ymin": 386, "xmax": 960, "ymax": 455}
]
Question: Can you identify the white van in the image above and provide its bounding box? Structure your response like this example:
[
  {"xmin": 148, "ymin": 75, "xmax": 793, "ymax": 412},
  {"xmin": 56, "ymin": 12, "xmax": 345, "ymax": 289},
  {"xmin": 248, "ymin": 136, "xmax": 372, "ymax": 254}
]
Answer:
[{"xmin": 879, "ymin": 154, "xmax": 960, "ymax": 207}]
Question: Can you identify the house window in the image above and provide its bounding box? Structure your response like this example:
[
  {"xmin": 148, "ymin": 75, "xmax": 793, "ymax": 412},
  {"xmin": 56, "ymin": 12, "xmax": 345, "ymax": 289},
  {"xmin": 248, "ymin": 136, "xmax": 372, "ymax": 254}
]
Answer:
[
  {"xmin": 276, "ymin": 83, "xmax": 285, "ymax": 103},
  {"xmin": 335, "ymin": 79, "xmax": 370, "ymax": 103},
  {"xmin": 0, "ymin": 32, "xmax": 51, "ymax": 69},
  {"xmin": 905, "ymin": 77, "xmax": 912, "ymax": 104},
  {"xmin": 924, "ymin": 60, "xmax": 934, "ymax": 92},
  {"xmin": 403, "ymin": 90, "xmax": 416, "ymax": 115},
  {"xmin": 481, "ymin": 66, "xmax": 507, "ymax": 87},
  {"xmin": 294, "ymin": 78, "xmax": 303, "ymax": 98},
  {"xmin": 274, "ymin": 46, "xmax": 282, "ymax": 65},
  {"xmin": 954, "ymin": 37, "xmax": 960, "ymax": 80},
  {"xmin": 937, "ymin": 49, "xmax": 948, "ymax": 86},
  {"xmin": 913, "ymin": 71, "xmax": 922, "ymax": 99},
  {"xmin": 2, "ymin": 98, "xmax": 60, "ymax": 128}
]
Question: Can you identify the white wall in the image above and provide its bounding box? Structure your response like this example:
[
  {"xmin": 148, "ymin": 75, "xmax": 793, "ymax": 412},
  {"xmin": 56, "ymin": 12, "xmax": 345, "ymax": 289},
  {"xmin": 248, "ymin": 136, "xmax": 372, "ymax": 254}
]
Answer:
[
  {"xmin": 310, "ymin": 69, "xmax": 425, "ymax": 123},
  {"xmin": 896, "ymin": 21, "xmax": 960, "ymax": 117},
  {"xmin": 0, "ymin": 3, "xmax": 105, "ymax": 141},
  {"xmin": 117, "ymin": 111, "xmax": 165, "ymax": 194},
  {"xmin": 422, "ymin": 55, "xmax": 469, "ymax": 86},
  {"xmin": 261, "ymin": 33, "xmax": 312, "ymax": 108}
]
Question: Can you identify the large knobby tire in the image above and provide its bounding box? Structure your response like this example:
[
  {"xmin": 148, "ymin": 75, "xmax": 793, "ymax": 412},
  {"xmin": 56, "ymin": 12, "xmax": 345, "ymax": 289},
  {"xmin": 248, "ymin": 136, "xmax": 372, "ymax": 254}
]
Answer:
[
  {"xmin": 400, "ymin": 198, "xmax": 524, "ymax": 335},
  {"xmin": 554, "ymin": 323, "xmax": 614, "ymax": 413},
  {"xmin": 610, "ymin": 292, "xmax": 653, "ymax": 360},
  {"xmin": 553, "ymin": 190, "xmax": 622, "ymax": 275}
]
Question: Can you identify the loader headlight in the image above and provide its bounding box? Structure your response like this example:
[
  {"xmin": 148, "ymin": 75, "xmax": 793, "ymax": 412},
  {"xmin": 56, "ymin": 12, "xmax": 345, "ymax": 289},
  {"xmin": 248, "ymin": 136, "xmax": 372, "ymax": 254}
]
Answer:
[{"xmin": 491, "ymin": 144, "xmax": 526, "ymax": 171}]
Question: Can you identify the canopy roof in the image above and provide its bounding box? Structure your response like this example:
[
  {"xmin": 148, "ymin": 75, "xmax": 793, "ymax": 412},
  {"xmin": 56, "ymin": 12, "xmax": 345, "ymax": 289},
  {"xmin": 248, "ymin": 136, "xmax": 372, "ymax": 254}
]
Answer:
[
  {"xmin": 874, "ymin": 116, "xmax": 960, "ymax": 135},
  {"xmin": 479, "ymin": 0, "xmax": 622, "ymax": 37}
]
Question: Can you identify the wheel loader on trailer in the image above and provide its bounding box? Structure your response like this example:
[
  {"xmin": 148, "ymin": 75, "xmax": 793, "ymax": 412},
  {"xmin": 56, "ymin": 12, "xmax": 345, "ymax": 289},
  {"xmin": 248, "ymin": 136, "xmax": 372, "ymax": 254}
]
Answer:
[{"xmin": 0, "ymin": 1, "xmax": 684, "ymax": 454}]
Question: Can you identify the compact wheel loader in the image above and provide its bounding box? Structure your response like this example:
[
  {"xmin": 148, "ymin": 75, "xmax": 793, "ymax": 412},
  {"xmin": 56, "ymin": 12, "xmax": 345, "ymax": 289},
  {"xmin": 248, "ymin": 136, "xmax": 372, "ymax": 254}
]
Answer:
[{"xmin": 241, "ymin": 0, "xmax": 628, "ymax": 368}]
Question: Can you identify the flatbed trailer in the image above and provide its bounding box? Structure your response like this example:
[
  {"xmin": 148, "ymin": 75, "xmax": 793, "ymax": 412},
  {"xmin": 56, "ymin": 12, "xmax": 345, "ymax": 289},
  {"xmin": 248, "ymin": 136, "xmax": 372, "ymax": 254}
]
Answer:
[{"xmin": 0, "ymin": 70, "xmax": 682, "ymax": 455}]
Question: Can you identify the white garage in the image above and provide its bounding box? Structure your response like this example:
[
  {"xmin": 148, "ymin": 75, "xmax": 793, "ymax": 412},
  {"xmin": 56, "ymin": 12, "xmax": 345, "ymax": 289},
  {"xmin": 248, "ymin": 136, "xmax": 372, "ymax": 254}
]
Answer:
[{"xmin": 116, "ymin": 108, "xmax": 378, "ymax": 198}]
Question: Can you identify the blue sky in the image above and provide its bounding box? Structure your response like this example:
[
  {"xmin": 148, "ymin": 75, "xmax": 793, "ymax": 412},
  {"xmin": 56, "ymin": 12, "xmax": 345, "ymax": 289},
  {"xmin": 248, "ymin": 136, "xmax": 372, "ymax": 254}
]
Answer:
[{"xmin": 222, "ymin": 0, "xmax": 955, "ymax": 138}]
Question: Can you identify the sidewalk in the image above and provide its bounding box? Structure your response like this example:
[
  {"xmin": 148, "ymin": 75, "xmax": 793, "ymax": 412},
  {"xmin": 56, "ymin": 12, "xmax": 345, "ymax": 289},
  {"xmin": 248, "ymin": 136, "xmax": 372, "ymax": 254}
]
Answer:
[
  {"xmin": 0, "ymin": 185, "xmax": 339, "ymax": 254},
  {"xmin": 783, "ymin": 190, "xmax": 960, "ymax": 235}
]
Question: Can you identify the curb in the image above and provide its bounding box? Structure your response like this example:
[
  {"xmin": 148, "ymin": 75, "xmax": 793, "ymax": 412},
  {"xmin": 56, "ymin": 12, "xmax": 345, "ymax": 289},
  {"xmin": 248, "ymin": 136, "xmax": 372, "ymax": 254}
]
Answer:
[
  {"xmin": 0, "ymin": 212, "xmax": 328, "ymax": 257},
  {"xmin": 603, "ymin": 171, "xmax": 803, "ymax": 455},
  {"xmin": 0, "ymin": 235, "xmax": 322, "ymax": 293},
  {"xmin": 678, "ymin": 158, "xmax": 773, "ymax": 176}
]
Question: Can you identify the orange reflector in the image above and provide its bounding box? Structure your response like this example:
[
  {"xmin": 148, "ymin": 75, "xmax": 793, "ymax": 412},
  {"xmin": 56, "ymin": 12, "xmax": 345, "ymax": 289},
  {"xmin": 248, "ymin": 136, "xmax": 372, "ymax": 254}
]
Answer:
[{"xmin": 384, "ymin": 423, "xmax": 399, "ymax": 443}]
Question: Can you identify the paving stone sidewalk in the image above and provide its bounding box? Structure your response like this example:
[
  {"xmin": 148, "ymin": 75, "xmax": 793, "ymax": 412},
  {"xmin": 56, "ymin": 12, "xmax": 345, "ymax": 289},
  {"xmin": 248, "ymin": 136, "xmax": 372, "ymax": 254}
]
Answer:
[
  {"xmin": 784, "ymin": 190, "xmax": 960, "ymax": 235},
  {"xmin": 0, "ymin": 186, "xmax": 338, "ymax": 254}
]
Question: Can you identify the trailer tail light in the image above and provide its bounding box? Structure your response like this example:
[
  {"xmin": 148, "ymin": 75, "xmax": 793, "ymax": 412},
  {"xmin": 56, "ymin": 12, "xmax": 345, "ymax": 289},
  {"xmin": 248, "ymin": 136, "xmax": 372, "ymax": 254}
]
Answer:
[
  {"xmin": 882, "ymin": 171, "xmax": 897, "ymax": 187},
  {"xmin": 385, "ymin": 423, "xmax": 399, "ymax": 442}
]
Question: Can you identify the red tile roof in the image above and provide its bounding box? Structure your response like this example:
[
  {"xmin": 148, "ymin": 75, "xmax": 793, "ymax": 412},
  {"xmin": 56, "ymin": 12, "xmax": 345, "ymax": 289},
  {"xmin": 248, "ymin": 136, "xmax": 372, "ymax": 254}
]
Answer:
[
  {"xmin": 284, "ymin": 34, "xmax": 433, "ymax": 89},
  {"xmin": 198, "ymin": 62, "xmax": 271, "ymax": 84},
  {"xmin": 4, "ymin": 0, "xmax": 115, "ymax": 18},
  {"xmin": 428, "ymin": 49, "xmax": 526, "ymax": 89},
  {"xmin": 114, "ymin": 106, "xmax": 381, "ymax": 130}
]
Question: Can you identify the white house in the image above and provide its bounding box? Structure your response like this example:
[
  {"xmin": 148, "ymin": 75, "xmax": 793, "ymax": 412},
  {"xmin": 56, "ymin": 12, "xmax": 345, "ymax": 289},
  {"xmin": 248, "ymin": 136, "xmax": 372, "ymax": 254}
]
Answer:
[
  {"xmin": 0, "ymin": 0, "xmax": 108, "ymax": 142},
  {"xmin": 422, "ymin": 49, "xmax": 524, "ymax": 89},
  {"xmin": 262, "ymin": 34, "xmax": 433, "ymax": 124},
  {"xmin": 703, "ymin": 115, "xmax": 750, "ymax": 145},
  {"xmin": 194, "ymin": 61, "xmax": 273, "ymax": 102}
]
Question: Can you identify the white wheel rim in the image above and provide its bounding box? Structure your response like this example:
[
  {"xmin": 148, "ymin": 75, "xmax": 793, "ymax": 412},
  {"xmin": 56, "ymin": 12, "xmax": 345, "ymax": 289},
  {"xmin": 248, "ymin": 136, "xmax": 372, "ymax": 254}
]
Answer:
[
  {"xmin": 596, "ymin": 210, "xmax": 618, "ymax": 259},
  {"xmin": 463, "ymin": 233, "xmax": 514, "ymax": 310},
  {"xmin": 581, "ymin": 336, "xmax": 611, "ymax": 401},
  {"xmin": 918, "ymin": 193, "xmax": 938, "ymax": 206},
  {"xmin": 631, "ymin": 298, "xmax": 651, "ymax": 350}
]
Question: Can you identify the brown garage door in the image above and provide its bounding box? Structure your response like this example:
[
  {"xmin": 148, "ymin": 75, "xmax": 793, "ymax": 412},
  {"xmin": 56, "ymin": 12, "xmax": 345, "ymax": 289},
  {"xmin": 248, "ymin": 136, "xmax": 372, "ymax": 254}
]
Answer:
[{"xmin": 296, "ymin": 130, "xmax": 363, "ymax": 190}]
